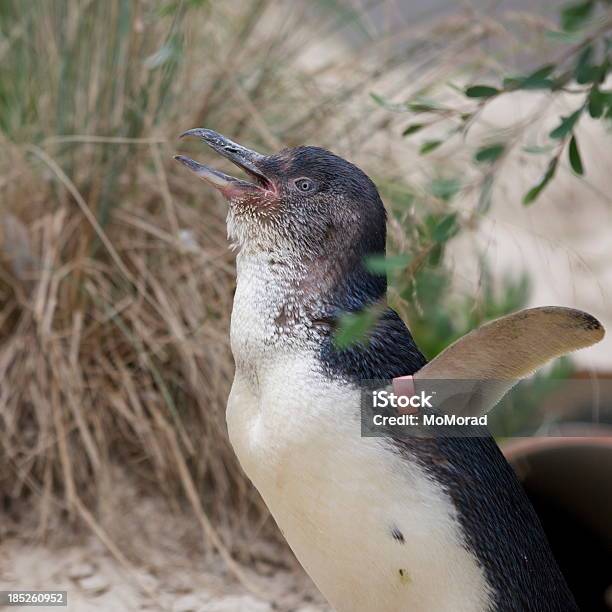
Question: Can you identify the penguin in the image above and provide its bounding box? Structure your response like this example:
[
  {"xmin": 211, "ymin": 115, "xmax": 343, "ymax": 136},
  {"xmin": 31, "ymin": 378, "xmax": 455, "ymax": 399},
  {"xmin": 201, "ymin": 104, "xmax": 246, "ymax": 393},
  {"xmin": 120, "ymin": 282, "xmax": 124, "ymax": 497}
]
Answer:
[{"xmin": 174, "ymin": 129, "xmax": 605, "ymax": 612}]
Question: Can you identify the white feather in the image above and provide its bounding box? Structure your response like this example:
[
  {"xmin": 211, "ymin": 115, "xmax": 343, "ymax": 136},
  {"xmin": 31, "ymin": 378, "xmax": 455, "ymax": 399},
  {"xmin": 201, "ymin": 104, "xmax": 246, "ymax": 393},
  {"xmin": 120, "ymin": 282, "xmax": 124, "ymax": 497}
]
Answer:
[{"xmin": 226, "ymin": 251, "xmax": 493, "ymax": 612}]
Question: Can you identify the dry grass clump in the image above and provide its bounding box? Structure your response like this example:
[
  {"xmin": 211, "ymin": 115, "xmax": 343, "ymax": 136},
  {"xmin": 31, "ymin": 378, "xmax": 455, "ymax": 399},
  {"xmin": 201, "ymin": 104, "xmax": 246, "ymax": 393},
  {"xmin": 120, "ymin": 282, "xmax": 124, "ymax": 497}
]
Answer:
[
  {"xmin": 0, "ymin": 0, "xmax": 500, "ymax": 572},
  {"xmin": 0, "ymin": 136, "xmax": 244, "ymax": 533},
  {"xmin": 0, "ymin": 0, "xmax": 289, "ymax": 557}
]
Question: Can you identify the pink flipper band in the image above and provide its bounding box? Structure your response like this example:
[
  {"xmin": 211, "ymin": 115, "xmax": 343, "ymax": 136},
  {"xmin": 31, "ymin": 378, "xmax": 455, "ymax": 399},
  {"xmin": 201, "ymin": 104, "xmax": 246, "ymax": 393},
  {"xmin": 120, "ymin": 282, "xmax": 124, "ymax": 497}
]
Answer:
[
  {"xmin": 392, "ymin": 374, "xmax": 418, "ymax": 415},
  {"xmin": 393, "ymin": 374, "xmax": 415, "ymax": 397}
]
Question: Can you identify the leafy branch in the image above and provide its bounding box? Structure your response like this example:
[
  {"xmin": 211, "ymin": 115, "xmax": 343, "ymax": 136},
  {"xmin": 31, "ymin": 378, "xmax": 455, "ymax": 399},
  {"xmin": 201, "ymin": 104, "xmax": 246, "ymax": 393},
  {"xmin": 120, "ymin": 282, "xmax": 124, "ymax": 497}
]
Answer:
[{"xmin": 374, "ymin": 0, "xmax": 612, "ymax": 205}]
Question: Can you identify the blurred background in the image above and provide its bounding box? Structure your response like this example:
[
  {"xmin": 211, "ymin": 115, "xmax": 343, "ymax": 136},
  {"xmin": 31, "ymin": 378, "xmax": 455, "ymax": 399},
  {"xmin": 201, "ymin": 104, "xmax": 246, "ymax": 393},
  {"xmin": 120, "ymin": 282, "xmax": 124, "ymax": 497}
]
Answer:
[{"xmin": 0, "ymin": 1, "xmax": 611, "ymax": 610}]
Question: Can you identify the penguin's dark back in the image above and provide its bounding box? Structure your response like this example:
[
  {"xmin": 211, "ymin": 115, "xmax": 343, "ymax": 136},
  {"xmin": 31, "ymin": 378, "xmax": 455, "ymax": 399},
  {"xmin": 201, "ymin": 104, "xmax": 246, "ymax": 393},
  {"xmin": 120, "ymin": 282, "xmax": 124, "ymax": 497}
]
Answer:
[
  {"xmin": 320, "ymin": 307, "xmax": 579, "ymax": 611},
  {"xmin": 394, "ymin": 435, "xmax": 579, "ymax": 611}
]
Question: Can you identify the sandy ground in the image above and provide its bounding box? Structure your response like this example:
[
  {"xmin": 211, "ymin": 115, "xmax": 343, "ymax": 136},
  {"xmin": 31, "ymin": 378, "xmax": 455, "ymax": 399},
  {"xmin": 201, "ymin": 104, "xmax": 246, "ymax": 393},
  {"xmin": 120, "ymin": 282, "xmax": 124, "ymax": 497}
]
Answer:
[
  {"xmin": 0, "ymin": 476, "xmax": 330, "ymax": 612},
  {"xmin": 0, "ymin": 538, "xmax": 329, "ymax": 612},
  {"xmin": 0, "ymin": 533, "xmax": 331, "ymax": 612}
]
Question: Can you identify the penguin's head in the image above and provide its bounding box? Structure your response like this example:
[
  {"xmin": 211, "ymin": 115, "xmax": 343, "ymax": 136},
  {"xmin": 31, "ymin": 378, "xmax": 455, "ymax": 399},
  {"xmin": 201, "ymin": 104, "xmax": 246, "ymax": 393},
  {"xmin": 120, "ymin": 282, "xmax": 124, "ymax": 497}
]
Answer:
[{"xmin": 175, "ymin": 129, "xmax": 386, "ymax": 264}]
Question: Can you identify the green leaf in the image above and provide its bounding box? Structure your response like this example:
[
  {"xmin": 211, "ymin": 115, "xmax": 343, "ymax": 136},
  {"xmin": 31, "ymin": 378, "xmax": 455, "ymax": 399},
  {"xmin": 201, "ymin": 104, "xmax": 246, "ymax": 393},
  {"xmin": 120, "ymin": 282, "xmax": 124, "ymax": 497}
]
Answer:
[
  {"xmin": 432, "ymin": 213, "xmax": 459, "ymax": 243},
  {"xmin": 370, "ymin": 92, "xmax": 408, "ymax": 112},
  {"xmin": 429, "ymin": 177, "xmax": 462, "ymax": 202},
  {"xmin": 474, "ymin": 143, "xmax": 506, "ymax": 163},
  {"xmin": 549, "ymin": 73, "xmax": 574, "ymax": 91},
  {"xmin": 420, "ymin": 140, "xmax": 442, "ymax": 154},
  {"xmin": 370, "ymin": 92, "xmax": 386, "ymax": 106},
  {"xmin": 334, "ymin": 309, "xmax": 378, "ymax": 349},
  {"xmin": 549, "ymin": 108, "xmax": 583, "ymax": 139},
  {"xmin": 402, "ymin": 123, "xmax": 425, "ymax": 136},
  {"xmin": 568, "ymin": 135, "xmax": 584, "ymax": 175},
  {"xmin": 364, "ymin": 254, "xmax": 412, "ymax": 274},
  {"xmin": 478, "ymin": 174, "xmax": 495, "ymax": 214},
  {"xmin": 560, "ymin": 1, "xmax": 595, "ymax": 32},
  {"xmin": 428, "ymin": 242, "xmax": 444, "ymax": 266},
  {"xmin": 523, "ymin": 157, "xmax": 559, "ymax": 205},
  {"xmin": 526, "ymin": 64, "xmax": 556, "ymax": 81},
  {"xmin": 522, "ymin": 144, "xmax": 556, "ymax": 155},
  {"xmin": 588, "ymin": 86, "xmax": 612, "ymax": 118},
  {"xmin": 503, "ymin": 64, "xmax": 555, "ymax": 91},
  {"xmin": 407, "ymin": 99, "xmax": 443, "ymax": 113},
  {"xmin": 575, "ymin": 45, "xmax": 596, "ymax": 84},
  {"xmin": 465, "ymin": 85, "xmax": 499, "ymax": 98},
  {"xmin": 588, "ymin": 86, "xmax": 604, "ymax": 117},
  {"xmin": 545, "ymin": 29, "xmax": 584, "ymax": 43}
]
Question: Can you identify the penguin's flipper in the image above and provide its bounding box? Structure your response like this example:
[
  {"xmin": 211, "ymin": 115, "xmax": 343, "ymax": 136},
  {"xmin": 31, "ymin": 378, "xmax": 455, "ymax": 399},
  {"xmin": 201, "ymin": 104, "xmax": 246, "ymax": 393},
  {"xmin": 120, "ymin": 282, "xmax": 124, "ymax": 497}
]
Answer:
[{"xmin": 413, "ymin": 307, "xmax": 605, "ymax": 417}]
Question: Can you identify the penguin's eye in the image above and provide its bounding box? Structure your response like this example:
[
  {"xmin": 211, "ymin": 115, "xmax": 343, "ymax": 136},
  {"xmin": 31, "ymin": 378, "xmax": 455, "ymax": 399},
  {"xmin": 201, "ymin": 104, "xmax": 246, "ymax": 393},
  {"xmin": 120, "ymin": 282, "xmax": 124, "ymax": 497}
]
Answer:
[{"xmin": 293, "ymin": 177, "xmax": 316, "ymax": 193}]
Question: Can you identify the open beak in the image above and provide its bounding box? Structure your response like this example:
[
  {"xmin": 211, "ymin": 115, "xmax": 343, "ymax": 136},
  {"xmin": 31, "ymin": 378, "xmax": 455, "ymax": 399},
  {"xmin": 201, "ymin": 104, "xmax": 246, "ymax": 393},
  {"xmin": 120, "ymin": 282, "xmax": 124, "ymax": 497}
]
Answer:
[{"xmin": 174, "ymin": 128, "xmax": 272, "ymax": 198}]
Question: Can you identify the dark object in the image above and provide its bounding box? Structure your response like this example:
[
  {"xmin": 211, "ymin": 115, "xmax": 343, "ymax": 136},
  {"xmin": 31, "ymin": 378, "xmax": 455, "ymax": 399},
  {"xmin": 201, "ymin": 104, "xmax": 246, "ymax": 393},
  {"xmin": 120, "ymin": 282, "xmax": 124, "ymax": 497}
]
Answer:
[{"xmin": 505, "ymin": 435, "xmax": 612, "ymax": 612}]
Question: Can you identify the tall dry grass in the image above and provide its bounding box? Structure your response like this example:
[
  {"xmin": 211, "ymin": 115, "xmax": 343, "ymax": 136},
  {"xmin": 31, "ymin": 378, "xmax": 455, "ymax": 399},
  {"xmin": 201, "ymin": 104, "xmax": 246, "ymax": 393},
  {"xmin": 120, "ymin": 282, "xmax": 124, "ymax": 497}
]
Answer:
[
  {"xmin": 0, "ymin": 0, "xmax": 536, "ymax": 579},
  {"xmin": 0, "ymin": 1, "xmax": 294, "ymax": 562}
]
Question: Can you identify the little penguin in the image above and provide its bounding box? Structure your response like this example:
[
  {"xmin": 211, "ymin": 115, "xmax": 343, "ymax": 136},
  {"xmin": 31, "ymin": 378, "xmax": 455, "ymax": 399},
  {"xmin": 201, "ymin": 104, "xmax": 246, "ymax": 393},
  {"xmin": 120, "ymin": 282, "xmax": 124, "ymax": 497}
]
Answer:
[{"xmin": 175, "ymin": 129, "xmax": 605, "ymax": 612}]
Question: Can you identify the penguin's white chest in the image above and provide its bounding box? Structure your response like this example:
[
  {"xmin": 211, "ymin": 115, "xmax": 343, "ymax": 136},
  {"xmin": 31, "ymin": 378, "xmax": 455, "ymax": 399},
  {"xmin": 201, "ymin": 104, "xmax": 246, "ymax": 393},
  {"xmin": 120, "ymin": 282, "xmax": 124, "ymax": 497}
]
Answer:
[{"xmin": 226, "ymin": 354, "xmax": 492, "ymax": 612}]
